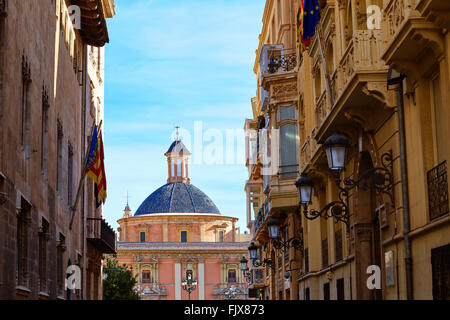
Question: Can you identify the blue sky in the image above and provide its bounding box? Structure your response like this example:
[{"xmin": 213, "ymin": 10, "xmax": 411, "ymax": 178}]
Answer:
[{"xmin": 102, "ymin": 0, "xmax": 265, "ymax": 233}]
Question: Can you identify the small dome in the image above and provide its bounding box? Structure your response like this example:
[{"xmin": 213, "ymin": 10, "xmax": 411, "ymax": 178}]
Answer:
[
  {"xmin": 166, "ymin": 140, "xmax": 190, "ymax": 154},
  {"xmin": 134, "ymin": 182, "xmax": 220, "ymax": 216}
]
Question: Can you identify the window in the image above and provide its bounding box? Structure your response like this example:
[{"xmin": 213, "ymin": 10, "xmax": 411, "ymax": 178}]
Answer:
[
  {"xmin": 41, "ymin": 90, "xmax": 49, "ymax": 177},
  {"xmin": 314, "ymin": 68, "xmax": 322, "ymax": 99},
  {"xmin": 21, "ymin": 56, "xmax": 31, "ymax": 156},
  {"xmin": 335, "ymin": 228, "xmax": 343, "ymax": 262},
  {"xmin": 431, "ymin": 244, "xmax": 450, "ymax": 300},
  {"xmin": 177, "ymin": 160, "xmax": 182, "ymax": 177},
  {"xmin": 180, "ymin": 231, "xmax": 187, "ymax": 243},
  {"xmin": 57, "ymin": 122, "xmax": 63, "ymax": 196},
  {"xmin": 140, "ymin": 232, "xmax": 146, "ymax": 242},
  {"xmin": 304, "ymin": 287, "xmax": 310, "ymax": 300},
  {"xmin": 219, "ymin": 231, "xmax": 224, "ymax": 242},
  {"xmin": 142, "ymin": 270, "xmax": 151, "ymax": 283},
  {"xmin": 337, "ymin": 278, "xmax": 345, "ymax": 300},
  {"xmin": 323, "ymin": 282, "xmax": 330, "ymax": 300},
  {"xmin": 57, "ymin": 233, "xmax": 65, "ymax": 296},
  {"xmin": 227, "ymin": 269, "xmax": 237, "ymax": 283},
  {"xmin": 321, "ymin": 218, "xmax": 328, "ymax": 267},
  {"xmin": 171, "ymin": 160, "xmax": 175, "ymax": 177},
  {"xmin": 304, "ymin": 248, "xmax": 309, "ymax": 273},
  {"xmin": 17, "ymin": 198, "xmax": 31, "ymax": 287},
  {"xmin": 326, "ymin": 43, "xmax": 334, "ymax": 75},
  {"xmin": 67, "ymin": 144, "xmax": 73, "ymax": 207},
  {"xmin": 284, "ymin": 228, "xmax": 289, "ymax": 263},
  {"xmin": 279, "ymin": 106, "xmax": 295, "ymax": 121},
  {"xmin": 279, "ymin": 124, "xmax": 297, "ymax": 178},
  {"xmin": 39, "ymin": 219, "xmax": 49, "ymax": 292},
  {"xmin": 322, "ymin": 238, "xmax": 329, "ymax": 268},
  {"xmin": 427, "ymin": 161, "xmax": 449, "ymax": 220},
  {"xmin": 431, "ymin": 74, "xmax": 445, "ymax": 164}
]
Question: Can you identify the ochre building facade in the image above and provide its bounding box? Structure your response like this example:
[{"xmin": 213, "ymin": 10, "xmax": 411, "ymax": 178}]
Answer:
[{"xmin": 244, "ymin": 0, "xmax": 450, "ymax": 300}]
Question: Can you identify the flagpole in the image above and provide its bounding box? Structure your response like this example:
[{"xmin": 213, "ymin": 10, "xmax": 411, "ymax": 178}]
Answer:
[
  {"xmin": 316, "ymin": 21, "xmax": 334, "ymax": 110},
  {"xmin": 69, "ymin": 120, "xmax": 103, "ymax": 230}
]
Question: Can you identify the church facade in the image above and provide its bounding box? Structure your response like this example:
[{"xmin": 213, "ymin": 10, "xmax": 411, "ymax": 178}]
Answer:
[{"xmin": 116, "ymin": 139, "xmax": 250, "ymax": 300}]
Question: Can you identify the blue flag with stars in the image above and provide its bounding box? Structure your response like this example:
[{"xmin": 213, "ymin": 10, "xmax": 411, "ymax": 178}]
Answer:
[{"xmin": 302, "ymin": 0, "xmax": 320, "ymax": 42}]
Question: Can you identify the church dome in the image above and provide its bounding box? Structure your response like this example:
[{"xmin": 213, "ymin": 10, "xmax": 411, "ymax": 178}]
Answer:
[{"xmin": 134, "ymin": 182, "xmax": 220, "ymax": 216}]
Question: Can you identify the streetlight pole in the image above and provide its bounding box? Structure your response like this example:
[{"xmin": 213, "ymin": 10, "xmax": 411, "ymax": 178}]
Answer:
[{"xmin": 182, "ymin": 273, "xmax": 197, "ymax": 300}]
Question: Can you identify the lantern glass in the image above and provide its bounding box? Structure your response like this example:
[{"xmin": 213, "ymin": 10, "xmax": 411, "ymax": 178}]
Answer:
[
  {"xmin": 326, "ymin": 145, "xmax": 347, "ymax": 170},
  {"xmin": 299, "ymin": 184, "xmax": 313, "ymax": 204},
  {"xmin": 268, "ymin": 221, "xmax": 279, "ymax": 239},
  {"xmin": 248, "ymin": 243, "xmax": 258, "ymax": 260},
  {"xmin": 240, "ymin": 257, "xmax": 248, "ymax": 271}
]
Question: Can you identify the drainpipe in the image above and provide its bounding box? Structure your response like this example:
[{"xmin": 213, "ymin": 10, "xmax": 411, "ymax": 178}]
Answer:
[
  {"xmin": 81, "ymin": 43, "xmax": 88, "ymax": 300},
  {"xmin": 396, "ymin": 79, "xmax": 413, "ymax": 300}
]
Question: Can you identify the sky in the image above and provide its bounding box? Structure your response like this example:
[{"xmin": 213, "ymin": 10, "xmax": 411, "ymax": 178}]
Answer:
[{"xmin": 102, "ymin": 0, "xmax": 265, "ymax": 233}]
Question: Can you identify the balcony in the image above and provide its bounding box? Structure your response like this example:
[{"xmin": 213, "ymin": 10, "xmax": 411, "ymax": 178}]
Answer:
[
  {"xmin": 265, "ymin": 51, "xmax": 297, "ymax": 76},
  {"xmin": 249, "ymin": 268, "xmax": 265, "ymax": 288},
  {"xmin": 315, "ymin": 29, "xmax": 392, "ymax": 143},
  {"xmin": 416, "ymin": 0, "xmax": 450, "ymax": 29},
  {"xmin": 259, "ymin": 46, "xmax": 298, "ymax": 110},
  {"xmin": 382, "ymin": 0, "xmax": 443, "ymax": 79},
  {"xmin": 87, "ymin": 218, "xmax": 116, "ymax": 254},
  {"xmin": 253, "ymin": 199, "xmax": 270, "ymax": 236}
]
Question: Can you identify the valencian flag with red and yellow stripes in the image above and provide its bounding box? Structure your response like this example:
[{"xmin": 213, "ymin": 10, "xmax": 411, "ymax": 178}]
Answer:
[
  {"xmin": 297, "ymin": 0, "xmax": 310, "ymax": 53},
  {"xmin": 85, "ymin": 124, "xmax": 107, "ymax": 207}
]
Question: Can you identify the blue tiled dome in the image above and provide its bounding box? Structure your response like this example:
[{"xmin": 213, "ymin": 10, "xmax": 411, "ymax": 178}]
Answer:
[{"xmin": 134, "ymin": 182, "xmax": 220, "ymax": 216}]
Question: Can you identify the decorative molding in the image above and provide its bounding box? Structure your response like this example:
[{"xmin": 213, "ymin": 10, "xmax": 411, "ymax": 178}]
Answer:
[{"xmin": 271, "ymin": 82, "xmax": 297, "ymax": 101}]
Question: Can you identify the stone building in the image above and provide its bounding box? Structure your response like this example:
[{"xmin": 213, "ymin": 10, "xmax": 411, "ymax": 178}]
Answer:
[
  {"xmin": 245, "ymin": 0, "xmax": 449, "ymax": 300},
  {"xmin": 0, "ymin": 0, "xmax": 116, "ymax": 300},
  {"xmin": 116, "ymin": 139, "xmax": 249, "ymax": 300}
]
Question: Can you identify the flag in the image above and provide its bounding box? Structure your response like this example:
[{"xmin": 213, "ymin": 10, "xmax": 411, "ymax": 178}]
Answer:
[
  {"xmin": 297, "ymin": 0, "xmax": 310, "ymax": 54},
  {"xmin": 85, "ymin": 124, "xmax": 107, "ymax": 207},
  {"xmin": 85, "ymin": 124, "xmax": 100, "ymax": 183},
  {"xmin": 302, "ymin": 0, "xmax": 321, "ymax": 42},
  {"xmin": 95, "ymin": 131, "xmax": 107, "ymax": 206}
]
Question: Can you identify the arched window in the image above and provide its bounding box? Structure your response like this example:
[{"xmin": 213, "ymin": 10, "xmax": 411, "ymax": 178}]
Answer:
[
  {"xmin": 177, "ymin": 159, "xmax": 182, "ymax": 177},
  {"xmin": 227, "ymin": 269, "xmax": 237, "ymax": 283},
  {"xmin": 142, "ymin": 270, "xmax": 151, "ymax": 283},
  {"xmin": 326, "ymin": 43, "xmax": 334, "ymax": 76},
  {"xmin": 314, "ymin": 68, "xmax": 322, "ymax": 99}
]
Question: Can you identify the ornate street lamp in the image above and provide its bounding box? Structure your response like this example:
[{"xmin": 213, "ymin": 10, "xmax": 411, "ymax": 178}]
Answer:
[
  {"xmin": 240, "ymin": 256, "xmax": 250, "ymax": 280},
  {"xmin": 295, "ymin": 132, "xmax": 395, "ymax": 228},
  {"xmin": 323, "ymin": 133, "xmax": 350, "ymax": 171},
  {"xmin": 182, "ymin": 272, "xmax": 197, "ymax": 300},
  {"xmin": 296, "ymin": 174, "xmax": 349, "ymax": 226},
  {"xmin": 247, "ymin": 242, "xmax": 272, "ymax": 268},
  {"xmin": 267, "ymin": 218, "xmax": 304, "ymax": 253}
]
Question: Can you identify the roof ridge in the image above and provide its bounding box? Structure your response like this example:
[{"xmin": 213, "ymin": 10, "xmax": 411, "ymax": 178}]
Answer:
[
  {"xmin": 183, "ymin": 183, "xmax": 197, "ymax": 213},
  {"xmin": 168, "ymin": 182, "xmax": 176, "ymax": 212}
]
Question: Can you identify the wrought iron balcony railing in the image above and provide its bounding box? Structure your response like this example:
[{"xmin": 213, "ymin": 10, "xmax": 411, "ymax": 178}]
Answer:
[
  {"xmin": 87, "ymin": 218, "xmax": 116, "ymax": 254},
  {"xmin": 427, "ymin": 161, "xmax": 449, "ymax": 220},
  {"xmin": 253, "ymin": 199, "xmax": 270, "ymax": 235},
  {"xmin": 266, "ymin": 52, "xmax": 297, "ymax": 75}
]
